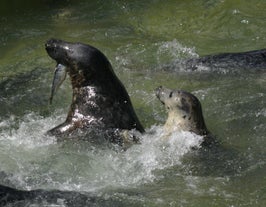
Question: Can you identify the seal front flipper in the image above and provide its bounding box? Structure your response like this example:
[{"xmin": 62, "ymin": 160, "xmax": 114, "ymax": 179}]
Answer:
[
  {"xmin": 49, "ymin": 63, "xmax": 67, "ymax": 104},
  {"xmin": 46, "ymin": 121, "xmax": 75, "ymax": 137}
]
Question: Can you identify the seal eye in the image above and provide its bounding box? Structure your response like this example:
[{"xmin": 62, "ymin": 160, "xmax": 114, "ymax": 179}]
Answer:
[{"xmin": 169, "ymin": 91, "xmax": 173, "ymax": 98}]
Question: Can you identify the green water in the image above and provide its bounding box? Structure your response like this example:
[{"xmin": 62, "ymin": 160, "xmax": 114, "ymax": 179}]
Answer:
[{"xmin": 0, "ymin": 0, "xmax": 265, "ymax": 206}]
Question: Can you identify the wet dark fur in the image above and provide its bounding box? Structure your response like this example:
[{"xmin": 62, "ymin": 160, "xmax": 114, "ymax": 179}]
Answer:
[
  {"xmin": 162, "ymin": 48, "xmax": 266, "ymax": 71},
  {"xmin": 0, "ymin": 184, "xmax": 93, "ymax": 207},
  {"xmin": 187, "ymin": 48, "xmax": 266, "ymax": 70},
  {"xmin": 45, "ymin": 39, "xmax": 144, "ymax": 141}
]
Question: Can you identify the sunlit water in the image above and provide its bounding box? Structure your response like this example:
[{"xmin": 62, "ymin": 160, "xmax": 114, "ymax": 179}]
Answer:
[{"xmin": 0, "ymin": 0, "xmax": 265, "ymax": 206}]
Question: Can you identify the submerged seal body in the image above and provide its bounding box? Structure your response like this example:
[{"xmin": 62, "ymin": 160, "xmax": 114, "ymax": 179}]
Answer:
[
  {"xmin": 0, "ymin": 184, "xmax": 95, "ymax": 206},
  {"xmin": 186, "ymin": 48, "xmax": 266, "ymax": 70},
  {"xmin": 162, "ymin": 48, "xmax": 266, "ymax": 71},
  {"xmin": 156, "ymin": 86, "xmax": 215, "ymax": 146},
  {"xmin": 45, "ymin": 39, "xmax": 144, "ymax": 142}
]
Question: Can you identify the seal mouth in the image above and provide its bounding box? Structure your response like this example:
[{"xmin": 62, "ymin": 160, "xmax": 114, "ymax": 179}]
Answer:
[
  {"xmin": 155, "ymin": 86, "xmax": 175, "ymax": 105},
  {"xmin": 155, "ymin": 86, "xmax": 162, "ymax": 98}
]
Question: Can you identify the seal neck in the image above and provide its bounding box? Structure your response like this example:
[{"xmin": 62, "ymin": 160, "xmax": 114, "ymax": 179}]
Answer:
[{"xmin": 66, "ymin": 86, "xmax": 102, "ymax": 126}]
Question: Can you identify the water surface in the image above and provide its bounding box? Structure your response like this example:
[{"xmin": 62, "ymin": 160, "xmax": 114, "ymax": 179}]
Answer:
[{"xmin": 0, "ymin": 0, "xmax": 265, "ymax": 206}]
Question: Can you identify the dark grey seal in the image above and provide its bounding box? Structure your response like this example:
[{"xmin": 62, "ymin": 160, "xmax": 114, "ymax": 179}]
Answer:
[
  {"xmin": 156, "ymin": 86, "xmax": 215, "ymax": 147},
  {"xmin": 0, "ymin": 184, "xmax": 137, "ymax": 206},
  {"xmin": 45, "ymin": 39, "xmax": 144, "ymax": 144},
  {"xmin": 0, "ymin": 184, "xmax": 93, "ymax": 207},
  {"xmin": 162, "ymin": 48, "xmax": 266, "ymax": 71},
  {"xmin": 187, "ymin": 48, "xmax": 266, "ymax": 70}
]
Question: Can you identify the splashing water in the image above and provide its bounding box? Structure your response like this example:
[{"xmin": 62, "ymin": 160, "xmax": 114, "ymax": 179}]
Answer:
[
  {"xmin": 0, "ymin": 1, "xmax": 265, "ymax": 206},
  {"xmin": 156, "ymin": 39, "xmax": 198, "ymax": 64},
  {"xmin": 0, "ymin": 112, "xmax": 203, "ymax": 193}
]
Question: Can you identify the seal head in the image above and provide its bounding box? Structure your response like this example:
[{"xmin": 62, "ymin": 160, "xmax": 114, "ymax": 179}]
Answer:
[
  {"xmin": 156, "ymin": 86, "xmax": 214, "ymax": 146},
  {"xmin": 45, "ymin": 39, "xmax": 144, "ymax": 141}
]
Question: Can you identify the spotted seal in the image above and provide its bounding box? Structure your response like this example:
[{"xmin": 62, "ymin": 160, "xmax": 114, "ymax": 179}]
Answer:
[
  {"xmin": 156, "ymin": 86, "xmax": 215, "ymax": 146},
  {"xmin": 45, "ymin": 39, "xmax": 144, "ymax": 144}
]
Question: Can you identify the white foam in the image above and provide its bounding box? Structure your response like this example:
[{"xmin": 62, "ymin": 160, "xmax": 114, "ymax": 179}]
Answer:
[
  {"xmin": 0, "ymin": 113, "xmax": 203, "ymax": 192},
  {"xmin": 0, "ymin": 112, "xmax": 62, "ymax": 148}
]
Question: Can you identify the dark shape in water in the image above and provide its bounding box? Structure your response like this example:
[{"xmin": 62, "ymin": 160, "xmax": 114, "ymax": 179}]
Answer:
[
  {"xmin": 186, "ymin": 48, "xmax": 266, "ymax": 70},
  {"xmin": 0, "ymin": 184, "xmax": 150, "ymax": 207},
  {"xmin": 163, "ymin": 48, "xmax": 266, "ymax": 71},
  {"xmin": 0, "ymin": 184, "xmax": 92, "ymax": 206}
]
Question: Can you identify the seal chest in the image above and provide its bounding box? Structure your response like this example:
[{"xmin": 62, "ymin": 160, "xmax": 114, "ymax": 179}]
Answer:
[{"xmin": 45, "ymin": 39, "xmax": 144, "ymax": 144}]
